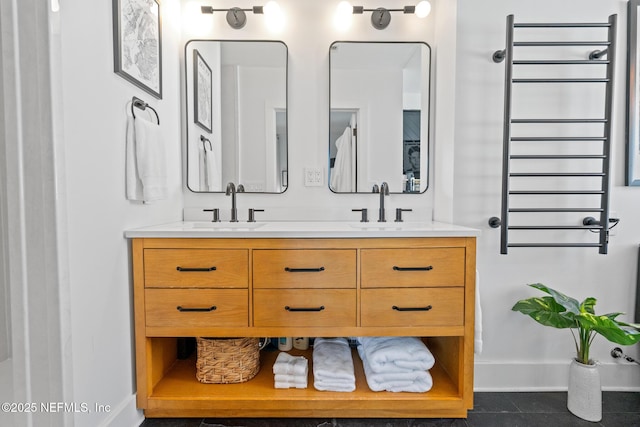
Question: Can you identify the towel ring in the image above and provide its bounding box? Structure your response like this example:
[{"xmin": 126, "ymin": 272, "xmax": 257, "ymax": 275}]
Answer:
[
  {"xmin": 131, "ymin": 96, "xmax": 160, "ymax": 124},
  {"xmin": 200, "ymin": 135, "xmax": 212, "ymax": 151}
]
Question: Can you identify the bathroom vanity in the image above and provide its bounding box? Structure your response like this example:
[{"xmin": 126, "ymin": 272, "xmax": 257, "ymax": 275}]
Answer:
[{"xmin": 126, "ymin": 221, "xmax": 478, "ymax": 418}]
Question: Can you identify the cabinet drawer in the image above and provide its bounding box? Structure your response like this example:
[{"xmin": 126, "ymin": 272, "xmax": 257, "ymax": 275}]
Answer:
[
  {"xmin": 145, "ymin": 289, "xmax": 248, "ymax": 328},
  {"xmin": 361, "ymin": 288, "xmax": 464, "ymax": 327},
  {"xmin": 253, "ymin": 289, "xmax": 356, "ymax": 327},
  {"xmin": 253, "ymin": 250, "xmax": 356, "ymax": 289},
  {"xmin": 144, "ymin": 249, "xmax": 248, "ymax": 288},
  {"xmin": 361, "ymin": 248, "xmax": 465, "ymax": 288}
]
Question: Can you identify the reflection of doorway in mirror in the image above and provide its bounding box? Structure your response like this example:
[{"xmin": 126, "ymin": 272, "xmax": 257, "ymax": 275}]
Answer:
[
  {"xmin": 402, "ymin": 110, "xmax": 421, "ymax": 193},
  {"xmin": 275, "ymin": 110, "xmax": 287, "ymax": 192},
  {"xmin": 329, "ymin": 110, "xmax": 358, "ymax": 192}
]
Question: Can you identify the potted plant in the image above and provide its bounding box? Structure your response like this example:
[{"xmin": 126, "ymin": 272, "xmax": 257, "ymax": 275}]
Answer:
[{"xmin": 512, "ymin": 283, "xmax": 640, "ymax": 422}]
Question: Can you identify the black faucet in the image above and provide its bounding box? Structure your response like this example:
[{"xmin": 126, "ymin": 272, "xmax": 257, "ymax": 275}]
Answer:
[
  {"xmin": 225, "ymin": 182, "xmax": 239, "ymax": 222},
  {"xmin": 378, "ymin": 182, "xmax": 389, "ymax": 222}
]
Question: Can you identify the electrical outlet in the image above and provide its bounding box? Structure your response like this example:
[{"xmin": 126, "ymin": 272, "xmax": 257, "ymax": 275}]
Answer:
[{"xmin": 304, "ymin": 167, "xmax": 323, "ymax": 186}]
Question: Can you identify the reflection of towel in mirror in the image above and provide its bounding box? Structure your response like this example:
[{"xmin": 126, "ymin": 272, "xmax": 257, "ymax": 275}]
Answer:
[
  {"xmin": 313, "ymin": 338, "xmax": 355, "ymax": 392},
  {"xmin": 128, "ymin": 116, "xmax": 167, "ymax": 202},
  {"xmin": 205, "ymin": 139, "xmax": 222, "ymax": 191},
  {"xmin": 199, "ymin": 142, "xmax": 221, "ymax": 191},
  {"xmin": 356, "ymin": 337, "xmax": 435, "ymax": 372},
  {"xmin": 329, "ymin": 126, "xmax": 352, "ymax": 192},
  {"xmin": 198, "ymin": 146, "xmax": 207, "ymax": 191}
]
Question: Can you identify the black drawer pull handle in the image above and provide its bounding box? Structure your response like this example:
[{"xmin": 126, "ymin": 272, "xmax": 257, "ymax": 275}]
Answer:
[
  {"xmin": 284, "ymin": 267, "xmax": 325, "ymax": 273},
  {"xmin": 285, "ymin": 305, "xmax": 325, "ymax": 312},
  {"xmin": 392, "ymin": 305, "xmax": 433, "ymax": 312},
  {"xmin": 176, "ymin": 305, "xmax": 217, "ymax": 312},
  {"xmin": 392, "ymin": 266, "xmax": 433, "ymax": 271},
  {"xmin": 176, "ymin": 266, "xmax": 217, "ymax": 272}
]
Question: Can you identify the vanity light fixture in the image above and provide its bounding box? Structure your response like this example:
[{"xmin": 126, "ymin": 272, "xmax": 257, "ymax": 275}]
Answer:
[
  {"xmin": 335, "ymin": 0, "xmax": 431, "ymax": 30},
  {"xmin": 201, "ymin": 1, "xmax": 283, "ymax": 30}
]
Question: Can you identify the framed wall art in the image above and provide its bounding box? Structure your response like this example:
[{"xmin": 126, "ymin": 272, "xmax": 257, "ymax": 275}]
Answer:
[
  {"xmin": 628, "ymin": 0, "xmax": 640, "ymax": 185},
  {"xmin": 113, "ymin": 0, "xmax": 162, "ymax": 99},
  {"xmin": 193, "ymin": 49, "xmax": 213, "ymax": 133}
]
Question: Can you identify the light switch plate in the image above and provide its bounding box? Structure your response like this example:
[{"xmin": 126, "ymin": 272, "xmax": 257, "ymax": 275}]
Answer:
[{"xmin": 304, "ymin": 167, "xmax": 323, "ymax": 186}]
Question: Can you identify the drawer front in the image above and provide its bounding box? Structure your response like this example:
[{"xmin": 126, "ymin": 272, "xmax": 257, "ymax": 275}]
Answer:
[
  {"xmin": 361, "ymin": 288, "xmax": 464, "ymax": 327},
  {"xmin": 253, "ymin": 289, "xmax": 356, "ymax": 327},
  {"xmin": 361, "ymin": 248, "xmax": 465, "ymax": 288},
  {"xmin": 144, "ymin": 249, "xmax": 248, "ymax": 288},
  {"xmin": 145, "ymin": 289, "xmax": 248, "ymax": 328},
  {"xmin": 253, "ymin": 249, "xmax": 356, "ymax": 289}
]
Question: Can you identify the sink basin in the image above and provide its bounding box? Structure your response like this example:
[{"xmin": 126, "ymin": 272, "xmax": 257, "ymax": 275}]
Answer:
[{"xmin": 191, "ymin": 222, "xmax": 266, "ymax": 230}]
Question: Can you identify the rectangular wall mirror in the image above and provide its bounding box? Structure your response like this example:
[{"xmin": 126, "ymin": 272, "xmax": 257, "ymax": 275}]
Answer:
[
  {"xmin": 329, "ymin": 41, "xmax": 431, "ymax": 194},
  {"xmin": 185, "ymin": 40, "xmax": 288, "ymax": 193}
]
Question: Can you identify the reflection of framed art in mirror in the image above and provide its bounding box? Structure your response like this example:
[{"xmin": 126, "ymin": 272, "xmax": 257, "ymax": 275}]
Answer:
[{"xmin": 194, "ymin": 49, "xmax": 213, "ymax": 133}]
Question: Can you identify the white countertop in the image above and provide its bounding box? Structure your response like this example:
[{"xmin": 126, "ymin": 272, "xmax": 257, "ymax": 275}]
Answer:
[{"xmin": 124, "ymin": 220, "xmax": 480, "ymax": 239}]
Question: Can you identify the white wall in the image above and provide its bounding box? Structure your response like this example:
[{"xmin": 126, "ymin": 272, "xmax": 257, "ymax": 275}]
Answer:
[
  {"xmin": 58, "ymin": 0, "xmax": 183, "ymax": 425},
  {"xmin": 454, "ymin": 0, "xmax": 640, "ymax": 389}
]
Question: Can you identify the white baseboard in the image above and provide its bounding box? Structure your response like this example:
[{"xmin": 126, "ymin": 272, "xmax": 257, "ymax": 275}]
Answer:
[
  {"xmin": 474, "ymin": 360, "xmax": 640, "ymax": 391},
  {"xmin": 97, "ymin": 394, "xmax": 143, "ymax": 427}
]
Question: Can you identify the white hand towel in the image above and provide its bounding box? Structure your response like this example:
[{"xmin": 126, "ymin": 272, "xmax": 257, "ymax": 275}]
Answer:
[
  {"xmin": 356, "ymin": 337, "xmax": 435, "ymax": 373},
  {"xmin": 273, "ymin": 352, "xmax": 308, "ymax": 376},
  {"xmin": 126, "ymin": 116, "xmax": 144, "ymax": 201},
  {"xmin": 134, "ymin": 117, "xmax": 167, "ymax": 202},
  {"xmin": 475, "ymin": 269, "xmax": 483, "ymax": 355},
  {"xmin": 360, "ymin": 355, "xmax": 432, "ymax": 393},
  {"xmin": 312, "ymin": 338, "xmax": 355, "ymax": 392}
]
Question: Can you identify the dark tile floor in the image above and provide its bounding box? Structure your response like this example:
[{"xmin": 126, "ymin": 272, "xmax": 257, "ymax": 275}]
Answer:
[{"xmin": 140, "ymin": 391, "xmax": 640, "ymax": 427}]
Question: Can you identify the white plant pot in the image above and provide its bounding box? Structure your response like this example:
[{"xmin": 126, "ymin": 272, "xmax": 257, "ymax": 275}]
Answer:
[{"xmin": 567, "ymin": 358, "xmax": 602, "ymax": 422}]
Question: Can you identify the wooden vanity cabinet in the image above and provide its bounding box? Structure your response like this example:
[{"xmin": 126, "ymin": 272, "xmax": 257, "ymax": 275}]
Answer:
[{"xmin": 131, "ymin": 237, "xmax": 476, "ymax": 418}]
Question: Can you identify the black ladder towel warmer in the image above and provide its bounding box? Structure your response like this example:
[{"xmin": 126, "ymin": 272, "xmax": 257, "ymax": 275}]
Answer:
[{"xmin": 489, "ymin": 14, "xmax": 617, "ymax": 255}]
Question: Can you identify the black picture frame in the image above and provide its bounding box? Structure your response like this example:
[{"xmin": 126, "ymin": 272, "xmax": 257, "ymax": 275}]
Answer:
[
  {"xmin": 193, "ymin": 49, "xmax": 213, "ymax": 133},
  {"xmin": 113, "ymin": 0, "xmax": 163, "ymax": 99}
]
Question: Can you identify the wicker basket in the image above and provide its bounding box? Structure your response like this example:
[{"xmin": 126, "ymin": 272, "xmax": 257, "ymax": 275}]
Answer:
[{"xmin": 195, "ymin": 337, "xmax": 260, "ymax": 384}]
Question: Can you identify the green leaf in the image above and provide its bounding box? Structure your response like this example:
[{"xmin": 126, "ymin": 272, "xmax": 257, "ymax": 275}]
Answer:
[
  {"xmin": 580, "ymin": 297, "xmax": 597, "ymax": 314},
  {"xmin": 512, "ymin": 296, "xmax": 575, "ymax": 329},
  {"xmin": 580, "ymin": 313, "xmax": 640, "ymax": 346},
  {"xmin": 529, "ymin": 283, "xmax": 581, "ymax": 315}
]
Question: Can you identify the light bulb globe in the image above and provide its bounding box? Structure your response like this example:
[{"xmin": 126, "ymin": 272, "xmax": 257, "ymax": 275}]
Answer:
[{"xmin": 415, "ymin": 1, "xmax": 431, "ymax": 18}]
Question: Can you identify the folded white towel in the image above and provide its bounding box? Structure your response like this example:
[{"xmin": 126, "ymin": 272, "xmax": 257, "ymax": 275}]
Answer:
[
  {"xmin": 274, "ymin": 373, "xmax": 307, "ymax": 384},
  {"xmin": 134, "ymin": 117, "xmax": 167, "ymax": 202},
  {"xmin": 313, "ymin": 338, "xmax": 355, "ymax": 392},
  {"xmin": 360, "ymin": 355, "xmax": 432, "ymax": 393},
  {"xmin": 356, "ymin": 337, "xmax": 435, "ymax": 373},
  {"xmin": 274, "ymin": 379, "xmax": 308, "ymax": 389},
  {"xmin": 273, "ymin": 352, "xmax": 308, "ymax": 376},
  {"xmin": 126, "ymin": 116, "xmax": 144, "ymax": 201}
]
